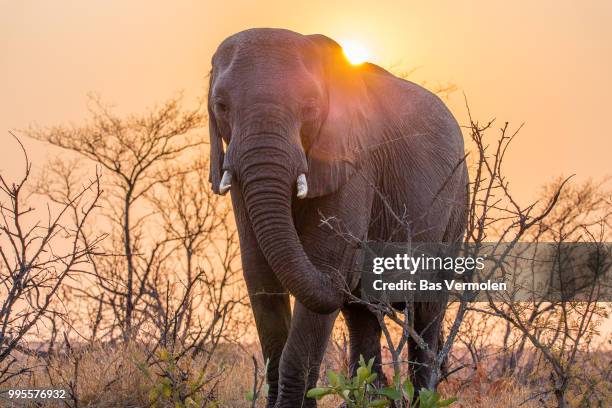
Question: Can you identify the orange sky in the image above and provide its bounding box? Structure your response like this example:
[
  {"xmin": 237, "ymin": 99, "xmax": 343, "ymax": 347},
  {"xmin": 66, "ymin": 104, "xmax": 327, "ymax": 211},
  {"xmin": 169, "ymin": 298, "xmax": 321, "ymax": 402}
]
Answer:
[{"xmin": 1, "ymin": 1, "xmax": 611, "ymax": 202}]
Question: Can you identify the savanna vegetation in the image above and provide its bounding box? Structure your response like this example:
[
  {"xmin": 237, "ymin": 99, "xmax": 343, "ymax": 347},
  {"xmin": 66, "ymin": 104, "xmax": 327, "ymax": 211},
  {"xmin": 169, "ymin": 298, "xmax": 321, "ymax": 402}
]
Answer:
[{"xmin": 0, "ymin": 93, "xmax": 609, "ymax": 408}]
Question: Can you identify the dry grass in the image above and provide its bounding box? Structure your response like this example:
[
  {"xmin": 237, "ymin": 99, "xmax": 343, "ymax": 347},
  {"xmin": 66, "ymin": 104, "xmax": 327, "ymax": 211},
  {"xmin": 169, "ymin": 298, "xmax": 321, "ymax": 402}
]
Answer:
[{"xmin": 2, "ymin": 341, "xmax": 583, "ymax": 408}]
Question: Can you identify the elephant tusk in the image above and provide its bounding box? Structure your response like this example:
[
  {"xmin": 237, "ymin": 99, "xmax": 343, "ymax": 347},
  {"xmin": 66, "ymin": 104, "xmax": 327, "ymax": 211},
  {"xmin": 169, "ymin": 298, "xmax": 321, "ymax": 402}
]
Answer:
[
  {"xmin": 296, "ymin": 173, "xmax": 308, "ymax": 199},
  {"xmin": 219, "ymin": 170, "xmax": 232, "ymax": 195}
]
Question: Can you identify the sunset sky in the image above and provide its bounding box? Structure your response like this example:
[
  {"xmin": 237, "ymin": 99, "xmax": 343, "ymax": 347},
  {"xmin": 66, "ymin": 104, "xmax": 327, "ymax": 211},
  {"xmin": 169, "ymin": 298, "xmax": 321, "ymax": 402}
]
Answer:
[{"xmin": 1, "ymin": 1, "xmax": 610, "ymax": 202}]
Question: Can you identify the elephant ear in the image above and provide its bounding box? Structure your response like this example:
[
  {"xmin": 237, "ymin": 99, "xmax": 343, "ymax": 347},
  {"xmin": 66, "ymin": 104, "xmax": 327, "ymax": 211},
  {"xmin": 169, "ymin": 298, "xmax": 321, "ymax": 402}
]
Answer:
[
  {"xmin": 305, "ymin": 34, "xmax": 370, "ymax": 198},
  {"xmin": 208, "ymin": 72, "xmax": 224, "ymax": 195}
]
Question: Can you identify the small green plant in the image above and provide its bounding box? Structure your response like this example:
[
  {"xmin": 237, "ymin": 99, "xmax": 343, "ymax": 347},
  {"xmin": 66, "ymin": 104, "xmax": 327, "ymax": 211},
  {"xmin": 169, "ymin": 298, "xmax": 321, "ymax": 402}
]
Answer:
[
  {"xmin": 307, "ymin": 355, "xmax": 457, "ymax": 408},
  {"xmin": 135, "ymin": 348, "xmax": 218, "ymax": 408}
]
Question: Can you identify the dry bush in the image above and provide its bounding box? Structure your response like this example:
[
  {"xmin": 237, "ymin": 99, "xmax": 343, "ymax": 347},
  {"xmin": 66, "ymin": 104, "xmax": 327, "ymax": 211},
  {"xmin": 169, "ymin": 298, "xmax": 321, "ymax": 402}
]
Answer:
[
  {"xmin": 2, "ymin": 96, "xmax": 249, "ymax": 407},
  {"xmin": 3, "ymin": 341, "xmax": 251, "ymax": 407},
  {"xmin": 0, "ymin": 135, "xmax": 102, "ymax": 385},
  {"xmin": 27, "ymin": 94, "xmax": 248, "ymax": 344}
]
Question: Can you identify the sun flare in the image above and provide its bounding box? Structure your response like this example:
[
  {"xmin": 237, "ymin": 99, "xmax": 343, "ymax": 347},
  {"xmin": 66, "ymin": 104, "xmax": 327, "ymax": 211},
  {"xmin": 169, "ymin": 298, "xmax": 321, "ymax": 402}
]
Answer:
[{"xmin": 340, "ymin": 40, "xmax": 370, "ymax": 65}]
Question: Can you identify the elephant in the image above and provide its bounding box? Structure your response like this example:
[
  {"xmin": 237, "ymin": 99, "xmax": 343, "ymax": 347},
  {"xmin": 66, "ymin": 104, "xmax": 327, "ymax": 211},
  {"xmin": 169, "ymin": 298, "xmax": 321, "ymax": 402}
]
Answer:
[{"xmin": 207, "ymin": 28, "xmax": 468, "ymax": 407}]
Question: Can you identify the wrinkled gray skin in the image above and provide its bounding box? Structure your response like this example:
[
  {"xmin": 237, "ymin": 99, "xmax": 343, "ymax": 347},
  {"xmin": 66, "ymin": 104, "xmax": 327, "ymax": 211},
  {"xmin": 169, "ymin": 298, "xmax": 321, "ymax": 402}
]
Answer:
[{"xmin": 208, "ymin": 28, "xmax": 468, "ymax": 407}]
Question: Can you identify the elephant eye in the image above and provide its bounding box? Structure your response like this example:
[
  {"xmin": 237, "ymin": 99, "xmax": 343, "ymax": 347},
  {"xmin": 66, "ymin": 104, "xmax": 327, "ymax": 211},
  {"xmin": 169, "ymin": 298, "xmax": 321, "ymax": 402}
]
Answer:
[{"xmin": 214, "ymin": 101, "xmax": 228, "ymax": 114}]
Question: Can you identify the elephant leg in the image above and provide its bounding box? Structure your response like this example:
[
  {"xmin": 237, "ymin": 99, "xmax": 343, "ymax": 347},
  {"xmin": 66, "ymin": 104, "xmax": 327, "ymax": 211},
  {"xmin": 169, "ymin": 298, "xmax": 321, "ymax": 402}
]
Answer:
[
  {"xmin": 409, "ymin": 302, "xmax": 446, "ymax": 390},
  {"xmin": 243, "ymin": 249, "xmax": 291, "ymax": 408},
  {"xmin": 249, "ymin": 288, "xmax": 291, "ymax": 407},
  {"xmin": 342, "ymin": 302, "xmax": 383, "ymax": 379},
  {"xmin": 231, "ymin": 189, "xmax": 291, "ymax": 407},
  {"xmin": 275, "ymin": 301, "xmax": 339, "ymax": 408}
]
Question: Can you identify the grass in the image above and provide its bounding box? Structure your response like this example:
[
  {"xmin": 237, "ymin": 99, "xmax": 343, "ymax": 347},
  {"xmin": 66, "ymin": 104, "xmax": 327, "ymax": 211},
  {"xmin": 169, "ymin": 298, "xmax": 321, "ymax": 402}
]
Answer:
[{"xmin": 2, "ymin": 340, "xmax": 585, "ymax": 408}]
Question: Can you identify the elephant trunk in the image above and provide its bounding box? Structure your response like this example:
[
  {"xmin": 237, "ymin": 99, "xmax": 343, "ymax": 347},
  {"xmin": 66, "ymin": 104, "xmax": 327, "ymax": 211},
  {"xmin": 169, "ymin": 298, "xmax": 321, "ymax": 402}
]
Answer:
[{"xmin": 238, "ymin": 137, "xmax": 343, "ymax": 314}]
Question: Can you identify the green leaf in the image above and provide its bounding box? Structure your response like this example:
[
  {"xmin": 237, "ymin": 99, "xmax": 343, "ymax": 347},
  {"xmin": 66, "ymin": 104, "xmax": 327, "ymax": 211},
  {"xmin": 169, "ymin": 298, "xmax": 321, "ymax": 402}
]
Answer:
[
  {"xmin": 367, "ymin": 357, "xmax": 375, "ymax": 371},
  {"xmin": 438, "ymin": 397, "xmax": 458, "ymax": 407},
  {"xmin": 393, "ymin": 372, "xmax": 401, "ymax": 388},
  {"xmin": 244, "ymin": 390, "xmax": 254, "ymax": 401},
  {"xmin": 377, "ymin": 387, "xmax": 402, "ymax": 400},
  {"xmin": 262, "ymin": 383, "xmax": 269, "ymax": 397},
  {"xmin": 306, "ymin": 387, "xmax": 333, "ymax": 400},
  {"xmin": 357, "ymin": 366, "xmax": 370, "ymax": 384},
  {"xmin": 402, "ymin": 379, "xmax": 415, "ymax": 402},
  {"xmin": 338, "ymin": 373, "xmax": 347, "ymax": 387},
  {"xmin": 148, "ymin": 387, "xmax": 159, "ymax": 402},
  {"xmin": 327, "ymin": 370, "xmax": 340, "ymax": 387},
  {"xmin": 366, "ymin": 373, "xmax": 378, "ymax": 384},
  {"xmin": 342, "ymin": 389, "xmax": 351, "ymax": 400},
  {"xmin": 368, "ymin": 399, "xmax": 391, "ymax": 407},
  {"xmin": 161, "ymin": 384, "xmax": 172, "ymax": 398},
  {"xmin": 419, "ymin": 389, "xmax": 434, "ymax": 408}
]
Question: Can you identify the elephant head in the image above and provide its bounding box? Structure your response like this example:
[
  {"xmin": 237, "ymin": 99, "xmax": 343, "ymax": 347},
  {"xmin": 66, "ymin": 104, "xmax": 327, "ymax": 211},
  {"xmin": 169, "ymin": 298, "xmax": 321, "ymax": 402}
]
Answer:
[{"xmin": 208, "ymin": 29, "xmax": 372, "ymax": 314}]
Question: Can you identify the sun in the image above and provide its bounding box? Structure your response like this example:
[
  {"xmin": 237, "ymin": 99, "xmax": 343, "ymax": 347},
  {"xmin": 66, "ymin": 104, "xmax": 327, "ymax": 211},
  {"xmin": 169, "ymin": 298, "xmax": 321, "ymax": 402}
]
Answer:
[{"xmin": 340, "ymin": 40, "xmax": 370, "ymax": 65}]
